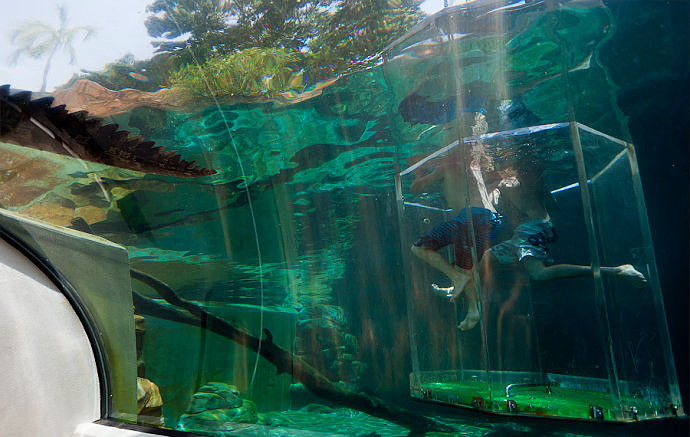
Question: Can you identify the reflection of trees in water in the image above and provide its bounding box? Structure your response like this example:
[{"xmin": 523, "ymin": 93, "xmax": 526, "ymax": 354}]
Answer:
[
  {"xmin": 71, "ymin": 0, "xmax": 423, "ymax": 95},
  {"xmin": 146, "ymin": 0, "xmax": 422, "ymax": 71}
]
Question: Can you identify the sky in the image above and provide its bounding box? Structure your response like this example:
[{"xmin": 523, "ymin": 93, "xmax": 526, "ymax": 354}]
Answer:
[{"xmin": 0, "ymin": 0, "xmax": 456, "ymax": 92}]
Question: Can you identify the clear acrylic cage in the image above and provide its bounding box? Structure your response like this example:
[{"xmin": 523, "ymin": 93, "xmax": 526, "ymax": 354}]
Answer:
[
  {"xmin": 383, "ymin": 0, "xmax": 685, "ymax": 424},
  {"xmin": 396, "ymin": 122, "xmax": 684, "ymax": 422}
]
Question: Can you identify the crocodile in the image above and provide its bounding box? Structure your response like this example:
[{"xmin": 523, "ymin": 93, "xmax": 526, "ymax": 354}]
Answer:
[{"xmin": 0, "ymin": 84, "xmax": 215, "ymax": 177}]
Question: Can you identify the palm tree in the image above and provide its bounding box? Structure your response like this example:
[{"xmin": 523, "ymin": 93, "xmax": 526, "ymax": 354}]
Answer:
[{"xmin": 9, "ymin": 4, "xmax": 95, "ymax": 92}]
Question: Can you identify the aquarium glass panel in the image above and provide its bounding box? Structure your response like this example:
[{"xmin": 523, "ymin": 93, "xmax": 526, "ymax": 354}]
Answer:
[
  {"xmin": 577, "ymin": 125, "xmax": 684, "ymax": 419},
  {"xmin": 398, "ymin": 122, "xmax": 644, "ymax": 420},
  {"xmin": 1, "ymin": 0, "xmax": 686, "ymax": 434}
]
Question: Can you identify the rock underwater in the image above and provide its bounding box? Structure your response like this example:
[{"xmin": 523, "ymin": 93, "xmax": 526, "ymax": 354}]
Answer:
[{"xmin": 177, "ymin": 382, "xmax": 260, "ymax": 433}]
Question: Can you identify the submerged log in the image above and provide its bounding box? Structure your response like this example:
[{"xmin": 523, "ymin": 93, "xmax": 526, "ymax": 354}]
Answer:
[{"xmin": 130, "ymin": 269, "xmax": 456, "ymax": 435}]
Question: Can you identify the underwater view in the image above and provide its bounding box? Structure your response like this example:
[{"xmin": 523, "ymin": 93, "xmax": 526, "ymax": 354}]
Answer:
[{"xmin": 0, "ymin": 0, "xmax": 688, "ymax": 436}]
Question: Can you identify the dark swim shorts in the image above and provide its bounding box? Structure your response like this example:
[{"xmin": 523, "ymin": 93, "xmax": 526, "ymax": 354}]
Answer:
[
  {"xmin": 413, "ymin": 207, "xmax": 502, "ymax": 269},
  {"xmin": 489, "ymin": 220, "xmax": 557, "ymax": 265}
]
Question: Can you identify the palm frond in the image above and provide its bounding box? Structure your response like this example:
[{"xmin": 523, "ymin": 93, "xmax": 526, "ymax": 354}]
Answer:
[
  {"xmin": 62, "ymin": 25, "xmax": 96, "ymax": 44},
  {"xmin": 8, "ymin": 49, "xmax": 23, "ymax": 65},
  {"xmin": 8, "ymin": 4, "xmax": 96, "ymax": 90},
  {"xmin": 27, "ymin": 39, "xmax": 57, "ymax": 58},
  {"xmin": 10, "ymin": 22, "xmax": 56, "ymax": 44}
]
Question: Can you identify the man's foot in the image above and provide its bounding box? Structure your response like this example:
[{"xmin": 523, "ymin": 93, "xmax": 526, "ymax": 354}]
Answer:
[
  {"xmin": 458, "ymin": 310, "xmax": 480, "ymax": 331},
  {"xmin": 616, "ymin": 264, "xmax": 647, "ymax": 288},
  {"xmin": 431, "ymin": 283, "xmax": 454, "ymax": 298},
  {"xmin": 449, "ymin": 272, "xmax": 471, "ymax": 302}
]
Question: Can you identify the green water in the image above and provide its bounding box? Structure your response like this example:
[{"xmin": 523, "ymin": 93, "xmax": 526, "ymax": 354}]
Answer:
[{"xmin": 2, "ymin": 0, "xmax": 688, "ymax": 436}]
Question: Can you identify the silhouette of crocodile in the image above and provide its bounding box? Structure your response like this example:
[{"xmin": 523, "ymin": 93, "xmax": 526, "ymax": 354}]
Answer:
[{"xmin": 0, "ymin": 84, "xmax": 215, "ymax": 177}]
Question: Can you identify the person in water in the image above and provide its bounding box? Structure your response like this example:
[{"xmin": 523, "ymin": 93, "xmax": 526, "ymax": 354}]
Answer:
[
  {"xmin": 406, "ymin": 96, "xmax": 645, "ymax": 332},
  {"xmin": 488, "ymin": 99, "xmax": 646, "ymax": 288},
  {"xmin": 488, "ymin": 157, "xmax": 648, "ymax": 288},
  {"xmin": 409, "ymin": 113, "xmax": 503, "ymax": 331}
]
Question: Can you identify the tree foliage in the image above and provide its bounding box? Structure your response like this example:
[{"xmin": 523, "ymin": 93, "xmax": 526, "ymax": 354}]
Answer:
[
  {"xmin": 310, "ymin": 0, "xmax": 423, "ymax": 73},
  {"xmin": 60, "ymin": 52, "xmax": 175, "ymax": 92},
  {"xmin": 146, "ymin": 0, "xmax": 235, "ymax": 63},
  {"xmin": 9, "ymin": 4, "xmax": 95, "ymax": 91},
  {"xmin": 168, "ymin": 48, "xmax": 307, "ymax": 97},
  {"xmin": 66, "ymin": 0, "xmax": 422, "ymax": 97},
  {"xmin": 227, "ymin": 0, "xmax": 333, "ymax": 51},
  {"xmin": 145, "ymin": 0, "xmax": 422, "ymax": 69}
]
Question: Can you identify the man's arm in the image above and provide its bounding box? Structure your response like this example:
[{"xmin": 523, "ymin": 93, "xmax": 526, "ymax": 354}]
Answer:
[{"xmin": 410, "ymin": 166, "xmax": 443, "ymax": 193}]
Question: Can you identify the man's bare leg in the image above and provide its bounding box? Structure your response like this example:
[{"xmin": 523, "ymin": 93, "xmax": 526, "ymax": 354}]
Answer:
[
  {"xmin": 411, "ymin": 245, "xmax": 488, "ymax": 330},
  {"xmin": 523, "ymin": 258, "xmax": 647, "ymax": 287},
  {"xmin": 456, "ymin": 280, "xmax": 480, "ymax": 330},
  {"xmin": 455, "ymin": 253, "xmax": 495, "ymax": 330},
  {"xmin": 610, "ymin": 264, "xmax": 648, "ymax": 287},
  {"xmin": 411, "ymin": 245, "xmax": 472, "ymax": 294}
]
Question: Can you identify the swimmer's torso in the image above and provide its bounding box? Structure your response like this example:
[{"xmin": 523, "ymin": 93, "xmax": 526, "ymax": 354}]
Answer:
[{"xmin": 438, "ymin": 161, "xmax": 487, "ymax": 212}]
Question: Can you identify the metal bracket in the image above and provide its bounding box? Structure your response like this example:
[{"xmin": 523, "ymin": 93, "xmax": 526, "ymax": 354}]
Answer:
[
  {"xmin": 589, "ymin": 404, "xmax": 604, "ymax": 421},
  {"xmin": 505, "ymin": 383, "xmax": 552, "ymax": 397}
]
